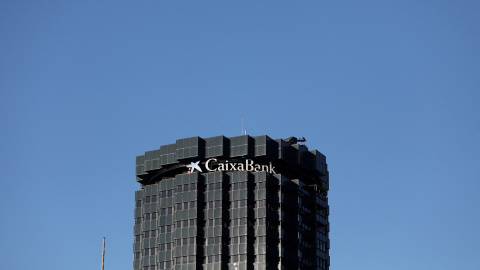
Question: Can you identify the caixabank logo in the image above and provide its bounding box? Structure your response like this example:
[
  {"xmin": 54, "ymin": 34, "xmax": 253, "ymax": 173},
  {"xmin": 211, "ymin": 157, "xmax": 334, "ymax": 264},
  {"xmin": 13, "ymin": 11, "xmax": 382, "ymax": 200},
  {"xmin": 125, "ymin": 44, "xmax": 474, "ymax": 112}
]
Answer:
[{"xmin": 186, "ymin": 158, "xmax": 276, "ymax": 174}]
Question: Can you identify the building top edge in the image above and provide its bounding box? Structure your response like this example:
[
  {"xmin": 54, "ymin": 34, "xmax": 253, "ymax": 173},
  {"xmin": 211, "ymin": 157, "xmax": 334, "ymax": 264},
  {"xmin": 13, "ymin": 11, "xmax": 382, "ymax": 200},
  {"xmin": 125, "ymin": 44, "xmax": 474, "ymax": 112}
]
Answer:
[{"xmin": 135, "ymin": 135, "xmax": 328, "ymax": 184}]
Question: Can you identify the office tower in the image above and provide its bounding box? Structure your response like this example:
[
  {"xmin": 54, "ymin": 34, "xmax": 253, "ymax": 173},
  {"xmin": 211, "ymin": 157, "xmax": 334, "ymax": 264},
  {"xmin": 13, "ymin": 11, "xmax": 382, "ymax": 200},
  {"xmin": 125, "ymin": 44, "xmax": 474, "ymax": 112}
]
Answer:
[{"xmin": 133, "ymin": 135, "xmax": 329, "ymax": 270}]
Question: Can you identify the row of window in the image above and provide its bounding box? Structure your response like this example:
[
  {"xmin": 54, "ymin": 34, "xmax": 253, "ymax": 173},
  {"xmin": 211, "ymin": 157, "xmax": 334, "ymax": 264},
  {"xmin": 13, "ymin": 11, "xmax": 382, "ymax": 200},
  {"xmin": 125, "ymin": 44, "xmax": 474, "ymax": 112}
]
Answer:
[
  {"xmin": 175, "ymin": 201, "xmax": 196, "ymax": 210},
  {"xmin": 144, "ymin": 230, "xmax": 156, "ymax": 238},
  {"xmin": 206, "ymin": 236, "xmax": 222, "ymax": 245},
  {"xmin": 158, "ymin": 261, "xmax": 173, "ymax": 269},
  {"xmin": 137, "ymin": 215, "xmax": 267, "ymax": 228},
  {"xmin": 136, "ymin": 195, "xmax": 158, "ymax": 207},
  {"xmin": 204, "ymin": 218, "xmax": 222, "ymax": 227},
  {"xmin": 205, "ymin": 254, "xmax": 221, "ymax": 263},
  {"xmin": 176, "ymin": 183, "xmax": 197, "ymax": 193},
  {"xmin": 159, "ymin": 189, "xmax": 174, "ymax": 199},
  {"xmin": 230, "ymin": 254, "xmax": 247, "ymax": 263},
  {"xmin": 205, "ymin": 200, "xmax": 222, "ymax": 209},
  {"xmin": 137, "ymin": 182, "xmax": 267, "ymax": 208},
  {"xmin": 144, "ymin": 212, "xmax": 157, "ymax": 220},
  {"xmin": 159, "ymin": 243, "xmax": 172, "ymax": 251},
  {"xmin": 230, "ymin": 235, "xmax": 247, "ymax": 244},
  {"xmin": 231, "ymin": 217, "xmax": 248, "ymax": 226},
  {"xmin": 136, "ymin": 207, "xmax": 173, "ymax": 224},
  {"xmin": 137, "ymin": 181, "xmax": 268, "ymax": 208},
  {"xmin": 143, "ymin": 247, "xmax": 156, "ymax": 256},
  {"xmin": 206, "ymin": 182, "xmax": 222, "ymax": 191},
  {"xmin": 232, "ymin": 182, "xmax": 247, "ymax": 190},
  {"xmin": 137, "ymin": 200, "xmax": 266, "ymax": 220},
  {"xmin": 175, "ymin": 255, "xmax": 196, "ymax": 265},
  {"xmin": 175, "ymin": 219, "xmax": 196, "ymax": 228},
  {"xmin": 231, "ymin": 199, "xmax": 248, "ymax": 209},
  {"xmin": 159, "ymin": 225, "xmax": 172, "ymax": 233},
  {"xmin": 175, "ymin": 237, "xmax": 195, "ymax": 246},
  {"xmin": 205, "ymin": 235, "xmax": 263, "ymax": 245},
  {"xmin": 136, "ymin": 233, "xmax": 266, "ymax": 247}
]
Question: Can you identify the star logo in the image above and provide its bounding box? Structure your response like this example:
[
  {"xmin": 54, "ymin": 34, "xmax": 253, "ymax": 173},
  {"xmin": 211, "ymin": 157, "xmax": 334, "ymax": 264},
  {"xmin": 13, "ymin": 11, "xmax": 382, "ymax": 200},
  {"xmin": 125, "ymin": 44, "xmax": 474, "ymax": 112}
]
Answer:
[{"xmin": 186, "ymin": 161, "xmax": 202, "ymax": 173}]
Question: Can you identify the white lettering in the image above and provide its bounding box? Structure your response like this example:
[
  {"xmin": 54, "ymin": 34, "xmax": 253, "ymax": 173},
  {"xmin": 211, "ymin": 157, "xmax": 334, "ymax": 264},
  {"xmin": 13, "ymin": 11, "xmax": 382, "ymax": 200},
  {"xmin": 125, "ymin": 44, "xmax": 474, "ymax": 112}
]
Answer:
[{"xmin": 205, "ymin": 158, "xmax": 217, "ymax": 171}]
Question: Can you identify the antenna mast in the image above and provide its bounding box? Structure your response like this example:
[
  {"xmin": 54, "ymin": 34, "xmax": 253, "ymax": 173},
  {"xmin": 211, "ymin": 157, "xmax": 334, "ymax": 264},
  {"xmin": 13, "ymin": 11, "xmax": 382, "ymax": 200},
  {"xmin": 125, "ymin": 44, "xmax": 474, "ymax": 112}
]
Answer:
[
  {"xmin": 242, "ymin": 115, "xmax": 244, "ymax": 135},
  {"xmin": 101, "ymin": 237, "xmax": 105, "ymax": 270}
]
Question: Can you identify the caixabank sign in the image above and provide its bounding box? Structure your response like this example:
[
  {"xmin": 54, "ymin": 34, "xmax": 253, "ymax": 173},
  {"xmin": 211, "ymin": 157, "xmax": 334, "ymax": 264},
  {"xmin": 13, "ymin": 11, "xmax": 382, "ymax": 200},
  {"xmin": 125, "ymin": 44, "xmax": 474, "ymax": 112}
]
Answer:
[
  {"xmin": 186, "ymin": 158, "xmax": 276, "ymax": 174},
  {"xmin": 143, "ymin": 157, "xmax": 279, "ymax": 184}
]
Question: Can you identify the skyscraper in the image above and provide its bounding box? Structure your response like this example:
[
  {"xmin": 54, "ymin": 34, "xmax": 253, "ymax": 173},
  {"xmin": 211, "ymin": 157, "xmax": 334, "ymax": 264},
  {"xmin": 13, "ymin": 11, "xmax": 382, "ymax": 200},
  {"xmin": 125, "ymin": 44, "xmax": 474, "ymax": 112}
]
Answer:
[{"xmin": 133, "ymin": 135, "xmax": 329, "ymax": 270}]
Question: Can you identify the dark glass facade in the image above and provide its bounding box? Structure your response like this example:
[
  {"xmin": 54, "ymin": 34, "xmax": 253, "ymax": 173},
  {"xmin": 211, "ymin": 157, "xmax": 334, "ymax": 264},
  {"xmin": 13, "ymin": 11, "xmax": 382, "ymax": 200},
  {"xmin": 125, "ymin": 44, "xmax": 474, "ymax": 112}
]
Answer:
[{"xmin": 133, "ymin": 135, "xmax": 329, "ymax": 270}]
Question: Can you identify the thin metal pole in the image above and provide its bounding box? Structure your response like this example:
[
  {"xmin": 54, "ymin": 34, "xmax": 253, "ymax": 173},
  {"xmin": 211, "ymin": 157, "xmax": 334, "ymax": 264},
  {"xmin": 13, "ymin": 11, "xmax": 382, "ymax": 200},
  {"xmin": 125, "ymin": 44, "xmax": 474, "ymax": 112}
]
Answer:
[
  {"xmin": 101, "ymin": 237, "xmax": 105, "ymax": 270},
  {"xmin": 242, "ymin": 115, "xmax": 244, "ymax": 135}
]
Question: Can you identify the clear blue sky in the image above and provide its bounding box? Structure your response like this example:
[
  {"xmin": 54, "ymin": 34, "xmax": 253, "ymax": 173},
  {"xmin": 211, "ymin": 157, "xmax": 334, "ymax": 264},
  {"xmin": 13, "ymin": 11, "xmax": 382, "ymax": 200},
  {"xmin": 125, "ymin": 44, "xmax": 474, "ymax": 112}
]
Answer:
[{"xmin": 1, "ymin": 1, "xmax": 479, "ymax": 269}]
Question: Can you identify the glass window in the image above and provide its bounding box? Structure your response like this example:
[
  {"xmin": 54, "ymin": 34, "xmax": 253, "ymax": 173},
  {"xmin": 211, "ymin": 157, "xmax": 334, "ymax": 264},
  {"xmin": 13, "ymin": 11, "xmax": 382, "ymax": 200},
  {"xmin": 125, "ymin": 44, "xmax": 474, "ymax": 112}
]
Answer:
[
  {"xmin": 184, "ymin": 202, "xmax": 188, "ymax": 209},
  {"xmin": 177, "ymin": 203, "xmax": 182, "ymax": 210},
  {"xmin": 151, "ymin": 195, "xmax": 157, "ymax": 202},
  {"xmin": 152, "ymin": 213, "xmax": 157, "ymax": 220},
  {"xmin": 136, "ymin": 200, "xmax": 141, "ymax": 207},
  {"xmin": 190, "ymin": 183, "xmax": 196, "ymax": 190},
  {"xmin": 190, "ymin": 201, "xmax": 196, "ymax": 208},
  {"xmin": 240, "ymin": 200, "xmax": 246, "ymax": 208},
  {"xmin": 135, "ymin": 252, "xmax": 140, "ymax": 260},
  {"xmin": 183, "ymin": 220, "xmax": 188, "ymax": 227},
  {"xmin": 259, "ymin": 182, "xmax": 265, "ymax": 189},
  {"xmin": 184, "ymin": 184, "xmax": 189, "ymax": 192},
  {"xmin": 145, "ymin": 196, "xmax": 150, "ymax": 203},
  {"xmin": 176, "ymin": 185, "xmax": 182, "ymax": 192},
  {"xmin": 189, "ymin": 219, "xmax": 195, "ymax": 227}
]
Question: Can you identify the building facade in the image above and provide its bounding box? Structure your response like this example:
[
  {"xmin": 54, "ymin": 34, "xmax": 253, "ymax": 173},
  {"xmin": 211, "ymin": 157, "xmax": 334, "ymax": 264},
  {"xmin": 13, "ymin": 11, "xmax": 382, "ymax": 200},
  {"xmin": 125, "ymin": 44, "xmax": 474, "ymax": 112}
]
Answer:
[{"xmin": 133, "ymin": 135, "xmax": 329, "ymax": 270}]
